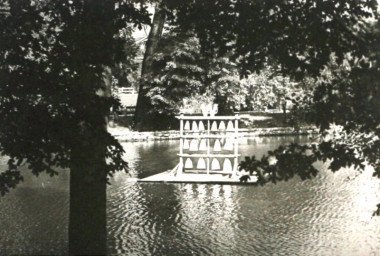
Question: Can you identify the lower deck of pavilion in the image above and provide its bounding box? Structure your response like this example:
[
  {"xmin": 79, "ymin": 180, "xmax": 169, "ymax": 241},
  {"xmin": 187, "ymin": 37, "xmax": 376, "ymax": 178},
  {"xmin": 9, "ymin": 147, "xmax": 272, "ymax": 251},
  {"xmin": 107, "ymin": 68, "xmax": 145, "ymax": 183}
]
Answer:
[{"xmin": 138, "ymin": 170, "xmax": 258, "ymax": 184}]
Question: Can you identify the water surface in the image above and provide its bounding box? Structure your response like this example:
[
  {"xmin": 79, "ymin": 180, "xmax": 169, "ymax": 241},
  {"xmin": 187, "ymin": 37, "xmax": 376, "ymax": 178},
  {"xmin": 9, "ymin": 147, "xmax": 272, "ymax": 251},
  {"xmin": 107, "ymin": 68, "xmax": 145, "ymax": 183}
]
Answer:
[{"xmin": 1, "ymin": 136, "xmax": 380, "ymax": 255}]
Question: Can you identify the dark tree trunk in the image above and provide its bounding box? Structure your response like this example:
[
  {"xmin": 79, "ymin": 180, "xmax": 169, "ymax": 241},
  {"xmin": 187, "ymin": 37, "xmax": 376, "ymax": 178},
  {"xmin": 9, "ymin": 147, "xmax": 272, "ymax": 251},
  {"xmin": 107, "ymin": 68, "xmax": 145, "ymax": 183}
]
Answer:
[
  {"xmin": 68, "ymin": 66, "xmax": 113, "ymax": 256},
  {"xmin": 69, "ymin": 81, "xmax": 110, "ymax": 255},
  {"xmin": 69, "ymin": 160, "xmax": 107, "ymax": 255},
  {"xmin": 282, "ymin": 100, "xmax": 287, "ymax": 124},
  {"xmin": 134, "ymin": 1, "xmax": 166, "ymax": 130}
]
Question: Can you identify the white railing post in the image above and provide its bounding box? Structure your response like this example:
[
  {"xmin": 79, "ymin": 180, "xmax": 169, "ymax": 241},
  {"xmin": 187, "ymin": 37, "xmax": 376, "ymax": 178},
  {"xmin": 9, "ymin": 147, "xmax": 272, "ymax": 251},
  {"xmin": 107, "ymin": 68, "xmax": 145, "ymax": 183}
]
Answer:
[
  {"xmin": 233, "ymin": 113, "xmax": 239, "ymax": 178},
  {"xmin": 207, "ymin": 119, "xmax": 210, "ymax": 175},
  {"xmin": 178, "ymin": 114, "xmax": 184, "ymax": 175}
]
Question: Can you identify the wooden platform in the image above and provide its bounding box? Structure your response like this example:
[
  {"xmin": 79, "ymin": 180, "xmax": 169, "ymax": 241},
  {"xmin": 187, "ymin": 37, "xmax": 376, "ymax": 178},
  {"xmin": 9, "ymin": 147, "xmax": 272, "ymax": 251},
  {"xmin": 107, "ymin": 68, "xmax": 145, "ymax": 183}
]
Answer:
[{"xmin": 138, "ymin": 171, "xmax": 258, "ymax": 185}]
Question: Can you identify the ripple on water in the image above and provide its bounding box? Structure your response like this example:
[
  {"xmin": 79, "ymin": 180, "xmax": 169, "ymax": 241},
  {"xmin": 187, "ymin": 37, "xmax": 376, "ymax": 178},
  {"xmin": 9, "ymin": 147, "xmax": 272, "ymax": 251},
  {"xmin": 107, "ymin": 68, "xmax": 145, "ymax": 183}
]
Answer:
[
  {"xmin": 1, "ymin": 137, "xmax": 380, "ymax": 255},
  {"xmin": 107, "ymin": 162, "xmax": 380, "ymax": 255}
]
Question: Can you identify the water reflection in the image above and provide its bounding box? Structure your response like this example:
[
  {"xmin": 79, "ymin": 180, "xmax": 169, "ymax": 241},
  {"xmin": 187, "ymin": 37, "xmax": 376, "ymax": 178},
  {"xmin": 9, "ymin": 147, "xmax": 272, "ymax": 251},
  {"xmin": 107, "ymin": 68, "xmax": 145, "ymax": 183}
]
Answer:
[
  {"xmin": 120, "ymin": 140, "xmax": 179, "ymax": 178},
  {"xmin": 1, "ymin": 136, "xmax": 380, "ymax": 255},
  {"xmin": 171, "ymin": 184, "xmax": 240, "ymax": 255}
]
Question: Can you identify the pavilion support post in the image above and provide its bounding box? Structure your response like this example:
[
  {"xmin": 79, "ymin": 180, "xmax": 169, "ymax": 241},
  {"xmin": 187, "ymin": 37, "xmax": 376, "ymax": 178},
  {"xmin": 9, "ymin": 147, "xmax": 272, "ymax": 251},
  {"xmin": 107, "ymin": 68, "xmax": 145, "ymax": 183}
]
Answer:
[
  {"xmin": 233, "ymin": 113, "xmax": 239, "ymax": 178},
  {"xmin": 207, "ymin": 119, "xmax": 210, "ymax": 175},
  {"xmin": 178, "ymin": 114, "xmax": 184, "ymax": 175}
]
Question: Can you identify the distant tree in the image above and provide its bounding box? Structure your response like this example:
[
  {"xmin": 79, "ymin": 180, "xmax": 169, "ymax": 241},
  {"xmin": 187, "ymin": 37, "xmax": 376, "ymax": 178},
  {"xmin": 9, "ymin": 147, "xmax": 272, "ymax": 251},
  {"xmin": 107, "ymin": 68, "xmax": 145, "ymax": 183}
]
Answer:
[
  {"xmin": 134, "ymin": 0, "xmax": 167, "ymax": 130},
  {"xmin": 240, "ymin": 68, "xmax": 278, "ymax": 112},
  {"xmin": 110, "ymin": 26, "xmax": 140, "ymax": 89},
  {"xmin": 142, "ymin": 31, "xmax": 247, "ymax": 129},
  {"xmin": 240, "ymin": 65, "xmax": 301, "ymax": 113},
  {"xmin": 145, "ymin": 34, "xmax": 314, "ymax": 129},
  {"xmin": 0, "ymin": 0, "xmax": 149, "ymax": 254},
  {"xmin": 146, "ymin": 33, "xmax": 205, "ymax": 118},
  {"xmin": 134, "ymin": 0, "xmax": 377, "ymax": 130}
]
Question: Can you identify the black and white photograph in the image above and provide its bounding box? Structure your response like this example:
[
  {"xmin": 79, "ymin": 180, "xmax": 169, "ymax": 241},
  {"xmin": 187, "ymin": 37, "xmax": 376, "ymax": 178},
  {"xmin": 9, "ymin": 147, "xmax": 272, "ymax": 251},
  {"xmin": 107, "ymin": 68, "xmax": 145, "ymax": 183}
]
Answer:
[{"xmin": 1, "ymin": 0, "xmax": 380, "ymax": 255}]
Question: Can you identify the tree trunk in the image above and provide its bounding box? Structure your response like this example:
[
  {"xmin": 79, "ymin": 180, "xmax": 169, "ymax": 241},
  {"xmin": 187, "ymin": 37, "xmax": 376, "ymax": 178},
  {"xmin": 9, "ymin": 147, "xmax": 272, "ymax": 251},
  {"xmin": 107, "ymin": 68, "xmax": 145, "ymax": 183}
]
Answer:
[
  {"xmin": 69, "ymin": 160, "xmax": 107, "ymax": 255},
  {"xmin": 134, "ymin": 1, "xmax": 166, "ymax": 130},
  {"xmin": 69, "ymin": 65, "xmax": 111, "ymax": 254},
  {"xmin": 68, "ymin": 64, "xmax": 113, "ymax": 256},
  {"xmin": 282, "ymin": 100, "xmax": 287, "ymax": 124}
]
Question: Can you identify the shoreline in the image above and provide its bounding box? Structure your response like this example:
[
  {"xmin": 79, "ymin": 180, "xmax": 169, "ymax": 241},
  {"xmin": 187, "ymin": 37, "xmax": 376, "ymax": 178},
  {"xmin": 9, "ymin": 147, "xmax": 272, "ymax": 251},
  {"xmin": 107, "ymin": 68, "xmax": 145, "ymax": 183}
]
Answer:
[{"xmin": 109, "ymin": 126, "xmax": 317, "ymax": 142}]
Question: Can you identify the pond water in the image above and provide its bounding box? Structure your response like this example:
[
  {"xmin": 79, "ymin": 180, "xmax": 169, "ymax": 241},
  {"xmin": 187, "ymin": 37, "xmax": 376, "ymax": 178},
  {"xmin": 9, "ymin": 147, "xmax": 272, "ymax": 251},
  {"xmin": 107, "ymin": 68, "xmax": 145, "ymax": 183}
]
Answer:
[{"xmin": 1, "ymin": 136, "xmax": 380, "ymax": 255}]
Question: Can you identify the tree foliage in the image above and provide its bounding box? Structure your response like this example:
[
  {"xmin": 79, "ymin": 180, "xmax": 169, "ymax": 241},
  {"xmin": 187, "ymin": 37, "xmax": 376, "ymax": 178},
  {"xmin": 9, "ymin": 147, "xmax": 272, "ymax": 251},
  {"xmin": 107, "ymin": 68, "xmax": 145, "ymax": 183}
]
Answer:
[
  {"xmin": 145, "ymin": 35, "xmax": 316, "ymax": 129},
  {"xmin": 239, "ymin": 21, "xmax": 380, "ymax": 213},
  {"xmin": 142, "ymin": 31, "xmax": 246, "ymax": 128},
  {"xmin": 174, "ymin": 0, "xmax": 377, "ymax": 77},
  {"xmin": 0, "ymin": 0, "xmax": 149, "ymax": 192},
  {"xmin": 110, "ymin": 26, "xmax": 140, "ymax": 89},
  {"xmin": 136, "ymin": 0, "xmax": 377, "ymax": 130},
  {"xmin": 240, "ymin": 65, "xmax": 311, "ymax": 114}
]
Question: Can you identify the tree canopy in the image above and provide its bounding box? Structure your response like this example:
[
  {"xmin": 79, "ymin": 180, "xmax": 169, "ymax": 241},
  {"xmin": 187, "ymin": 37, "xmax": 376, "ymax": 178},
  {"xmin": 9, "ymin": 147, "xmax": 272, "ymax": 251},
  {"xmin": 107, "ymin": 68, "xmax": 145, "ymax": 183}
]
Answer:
[
  {"xmin": 0, "ymin": 0, "xmax": 149, "ymax": 194},
  {"xmin": 173, "ymin": 0, "xmax": 377, "ymax": 77},
  {"xmin": 239, "ymin": 22, "xmax": 380, "ymax": 216},
  {"xmin": 134, "ymin": 0, "xmax": 378, "ymax": 128}
]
